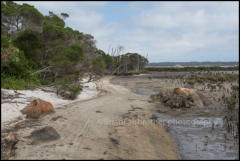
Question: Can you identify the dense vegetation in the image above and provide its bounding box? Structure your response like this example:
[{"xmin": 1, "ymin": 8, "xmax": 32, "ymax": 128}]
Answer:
[{"xmin": 1, "ymin": 1, "xmax": 148, "ymax": 98}]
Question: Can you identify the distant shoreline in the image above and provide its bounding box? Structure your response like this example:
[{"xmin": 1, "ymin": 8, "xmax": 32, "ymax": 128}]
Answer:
[
  {"xmin": 146, "ymin": 65, "xmax": 239, "ymax": 68},
  {"xmin": 147, "ymin": 61, "xmax": 239, "ymax": 68}
]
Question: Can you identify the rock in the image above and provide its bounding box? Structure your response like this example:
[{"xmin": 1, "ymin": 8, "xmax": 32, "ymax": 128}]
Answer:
[
  {"xmin": 151, "ymin": 88, "xmax": 205, "ymax": 109},
  {"xmin": 1, "ymin": 132, "xmax": 19, "ymax": 159},
  {"xmin": 21, "ymin": 99, "xmax": 54, "ymax": 118},
  {"xmin": 26, "ymin": 126, "xmax": 60, "ymax": 144},
  {"xmin": 173, "ymin": 88, "xmax": 205, "ymax": 108}
]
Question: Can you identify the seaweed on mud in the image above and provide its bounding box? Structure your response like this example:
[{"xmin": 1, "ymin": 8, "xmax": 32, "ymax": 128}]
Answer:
[{"xmin": 110, "ymin": 137, "xmax": 119, "ymax": 145}]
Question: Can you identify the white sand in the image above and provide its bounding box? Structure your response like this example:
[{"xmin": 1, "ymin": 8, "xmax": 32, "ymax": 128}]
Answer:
[{"xmin": 1, "ymin": 79, "xmax": 99, "ymax": 125}]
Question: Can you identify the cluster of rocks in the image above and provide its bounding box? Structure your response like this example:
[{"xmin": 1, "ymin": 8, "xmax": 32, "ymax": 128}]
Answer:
[{"xmin": 151, "ymin": 91, "xmax": 195, "ymax": 108}]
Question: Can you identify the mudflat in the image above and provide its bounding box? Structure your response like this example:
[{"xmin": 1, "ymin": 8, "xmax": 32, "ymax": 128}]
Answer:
[{"xmin": 111, "ymin": 72, "xmax": 239, "ymax": 160}]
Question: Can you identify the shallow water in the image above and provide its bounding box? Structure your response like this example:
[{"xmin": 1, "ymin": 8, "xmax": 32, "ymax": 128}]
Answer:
[
  {"xmin": 111, "ymin": 73, "xmax": 239, "ymax": 160},
  {"xmin": 154, "ymin": 112, "xmax": 238, "ymax": 160}
]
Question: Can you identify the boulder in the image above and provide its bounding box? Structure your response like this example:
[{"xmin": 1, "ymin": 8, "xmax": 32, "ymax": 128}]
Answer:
[
  {"xmin": 26, "ymin": 126, "xmax": 60, "ymax": 144},
  {"xmin": 151, "ymin": 88, "xmax": 205, "ymax": 109},
  {"xmin": 173, "ymin": 88, "xmax": 204, "ymax": 108},
  {"xmin": 21, "ymin": 99, "xmax": 54, "ymax": 118}
]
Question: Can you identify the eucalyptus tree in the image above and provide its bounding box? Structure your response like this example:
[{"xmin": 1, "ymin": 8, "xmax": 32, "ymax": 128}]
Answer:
[{"xmin": 1, "ymin": 1, "xmax": 43, "ymax": 35}]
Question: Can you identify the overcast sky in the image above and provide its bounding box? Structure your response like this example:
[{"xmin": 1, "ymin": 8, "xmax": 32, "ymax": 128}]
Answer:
[{"xmin": 16, "ymin": 1, "xmax": 239, "ymax": 62}]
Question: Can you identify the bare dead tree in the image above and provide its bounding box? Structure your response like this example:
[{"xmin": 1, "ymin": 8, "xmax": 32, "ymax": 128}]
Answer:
[
  {"xmin": 109, "ymin": 45, "xmax": 125, "ymax": 74},
  {"xmin": 107, "ymin": 44, "xmax": 112, "ymax": 56},
  {"xmin": 137, "ymin": 54, "xmax": 140, "ymax": 72},
  {"xmin": 116, "ymin": 45, "xmax": 125, "ymax": 73}
]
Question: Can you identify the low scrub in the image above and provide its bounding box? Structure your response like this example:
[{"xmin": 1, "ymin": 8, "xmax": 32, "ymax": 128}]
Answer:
[
  {"xmin": 56, "ymin": 84, "xmax": 82, "ymax": 100},
  {"xmin": 185, "ymin": 73, "xmax": 239, "ymax": 86},
  {"xmin": 55, "ymin": 75, "xmax": 82, "ymax": 100},
  {"xmin": 1, "ymin": 75, "xmax": 42, "ymax": 90}
]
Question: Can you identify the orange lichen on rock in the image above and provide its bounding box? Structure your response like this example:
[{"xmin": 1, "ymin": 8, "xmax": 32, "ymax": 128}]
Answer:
[
  {"xmin": 173, "ymin": 88, "xmax": 195, "ymax": 97},
  {"xmin": 173, "ymin": 88, "xmax": 204, "ymax": 108},
  {"xmin": 21, "ymin": 99, "xmax": 54, "ymax": 118}
]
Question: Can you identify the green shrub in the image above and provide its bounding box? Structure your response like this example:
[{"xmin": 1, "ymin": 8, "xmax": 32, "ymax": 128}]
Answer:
[
  {"xmin": 50, "ymin": 43, "xmax": 84, "ymax": 67},
  {"xmin": 1, "ymin": 74, "xmax": 41, "ymax": 90},
  {"xmin": 68, "ymin": 85, "xmax": 82, "ymax": 99},
  {"xmin": 55, "ymin": 76, "xmax": 82, "ymax": 100},
  {"xmin": 187, "ymin": 79, "xmax": 195, "ymax": 86},
  {"xmin": 1, "ymin": 35, "xmax": 10, "ymax": 48},
  {"xmin": 39, "ymin": 79, "xmax": 51, "ymax": 85},
  {"xmin": 1, "ymin": 76, "xmax": 26, "ymax": 90},
  {"xmin": 13, "ymin": 30, "xmax": 43, "ymax": 69},
  {"xmin": 1, "ymin": 45, "xmax": 31, "ymax": 78},
  {"xmin": 91, "ymin": 57, "xmax": 106, "ymax": 74}
]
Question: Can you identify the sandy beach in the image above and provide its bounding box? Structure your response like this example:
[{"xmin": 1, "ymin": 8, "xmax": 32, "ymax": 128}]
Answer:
[{"xmin": 2, "ymin": 76, "xmax": 180, "ymax": 160}]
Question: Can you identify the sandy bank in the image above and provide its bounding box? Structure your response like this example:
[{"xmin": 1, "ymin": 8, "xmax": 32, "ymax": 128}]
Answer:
[{"xmin": 1, "ymin": 79, "xmax": 99, "ymax": 126}]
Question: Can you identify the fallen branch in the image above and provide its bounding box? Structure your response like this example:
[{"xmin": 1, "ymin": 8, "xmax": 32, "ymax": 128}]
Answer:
[
  {"xmin": 30, "ymin": 66, "xmax": 53, "ymax": 76},
  {"xmin": 1, "ymin": 90, "xmax": 24, "ymax": 100},
  {"xmin": 41, "ymin": 83, "xmax": 56, "ymax": 87},
  {"xmin": 111, "ymin": 64, "xmax": 123, "ymax": 75},
  {"xmin": 13, "ymin": 90, "xmax": 24, "ymax": 96},
  {"xmin": 25, "ymin": 84, "xmax": 55, "ymax": 93},
  {"xmin": 2, "ymin": 100, "xmax": 26, "ymax": 104}
]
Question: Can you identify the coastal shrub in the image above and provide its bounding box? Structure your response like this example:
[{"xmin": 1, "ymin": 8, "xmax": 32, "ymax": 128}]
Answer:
[
  {"xmin": 12, "ymin": 30, "xmax": 43, "ymax": 69},
  {"xmin": 185, "ymin": 73, "xmax": 239, "ymax": 86},
  {"xmin": 1, "ymin": 35, "xmax": 10, "ymax": 48},
  {"xmin": 1, "ymin": 45, "xmax": 31, "ymax": 78},
  {"xmin": 91, "ymin": 57, "xmax": 106, "ymax": 74},
  {"xmin": 56, "ymin": 84, "xmax": 82, "ymax": 100},
  {"xmin": 186, "ymin": 79, "xmax": 195, "ymax": 86},
  {"xmin": 55, "ymin": 74, "xmax": 82, "ymax": 99},
  {"xmin": 50, "ymin": 43, "xmax": 84, "ymax": 67},
  {"xmin": 128, "ymin": 69, "xmax": 148, "ymax": 74},
  {"xmin": 1, "ymin": 74, "xmax": 41, "ymax": 90},
  {"xmin": 1, "ymin": 76, "xmax": 26, "ymax": 90},
  {"xmin": 224, "ymin": 91, "xmax": 239, "ymax": 110}
]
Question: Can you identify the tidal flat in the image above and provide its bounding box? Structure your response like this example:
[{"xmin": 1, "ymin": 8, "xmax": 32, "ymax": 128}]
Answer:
[{"xmin": 111, "ymin": 71, "xmax": 239, "ymax": 160}]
